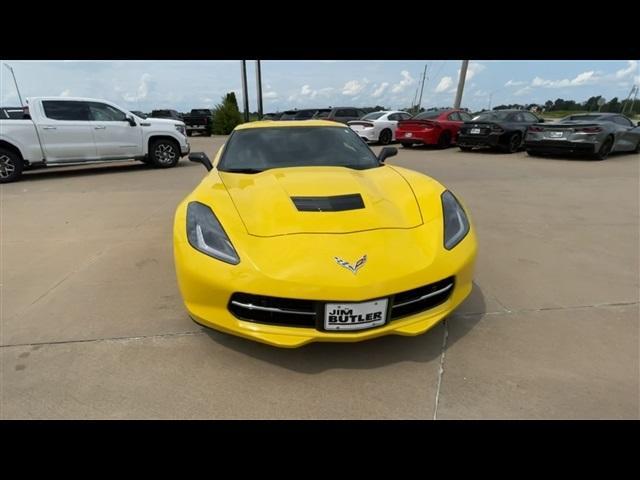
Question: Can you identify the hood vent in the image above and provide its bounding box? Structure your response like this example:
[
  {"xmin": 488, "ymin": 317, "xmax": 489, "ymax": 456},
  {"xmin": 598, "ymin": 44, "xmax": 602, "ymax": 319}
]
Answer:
[{"xmin": 291, "ymin": 194, "xmax": 365, "ymax": 212}]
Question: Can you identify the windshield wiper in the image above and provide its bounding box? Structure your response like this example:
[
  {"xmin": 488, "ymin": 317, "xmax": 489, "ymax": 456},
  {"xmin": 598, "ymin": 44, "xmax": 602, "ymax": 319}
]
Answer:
[{"xmin": 222, "ymin": 168, "xmax": 265, "ymax": 174}]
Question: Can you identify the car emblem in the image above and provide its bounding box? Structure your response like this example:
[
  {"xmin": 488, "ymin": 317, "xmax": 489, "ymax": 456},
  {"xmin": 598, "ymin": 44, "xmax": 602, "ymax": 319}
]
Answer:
[{"xmin": 334, "ymin": 255, "xmax": 367, "ymax": 274}]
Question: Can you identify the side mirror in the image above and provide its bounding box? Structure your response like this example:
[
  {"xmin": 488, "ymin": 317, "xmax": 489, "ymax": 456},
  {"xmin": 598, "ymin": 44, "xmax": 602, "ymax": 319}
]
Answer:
[
  {"xmin": 189, "ymin": 152, "xmax": 213, "ymax": 171},
  {"xmin": 126, "ymin": 115, "xmax": 136, "ymax": 127},
  {"xmin": 378, "ymin": 146, "xmax": 398, "ymax": 164}
]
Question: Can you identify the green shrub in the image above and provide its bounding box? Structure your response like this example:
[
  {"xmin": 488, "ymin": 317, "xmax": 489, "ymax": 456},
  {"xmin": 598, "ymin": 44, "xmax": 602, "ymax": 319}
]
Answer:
[{"xmin": 211, "ymin": 92, "xmax": 243, "ymax": 135}]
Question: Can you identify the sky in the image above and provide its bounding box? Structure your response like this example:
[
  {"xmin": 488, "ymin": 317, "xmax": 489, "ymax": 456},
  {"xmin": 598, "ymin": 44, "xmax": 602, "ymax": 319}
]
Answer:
[{"xmin": 1, "ymin": 60, "xmax": 638, "ymax": 113}]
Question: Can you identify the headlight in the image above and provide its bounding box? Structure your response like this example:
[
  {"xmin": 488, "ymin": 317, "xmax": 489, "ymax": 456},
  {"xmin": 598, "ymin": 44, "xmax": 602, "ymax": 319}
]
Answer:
[
  {"xmin": 442, "ymin": 190, "xmax": 470, "ymax": 250},
  {"xmin": 175, "ymin": 124, "xmax": 186, "ymax": 136},
  {"xmin": 186, "ymin": 202, "xmax": 240, "ymax": 264}
]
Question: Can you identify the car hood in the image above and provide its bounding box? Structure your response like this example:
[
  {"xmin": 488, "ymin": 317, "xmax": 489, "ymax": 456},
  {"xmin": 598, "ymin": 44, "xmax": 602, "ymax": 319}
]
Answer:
[{"xmin": 219, "ymin": 165, "xmax": 423, "ymax": 237}]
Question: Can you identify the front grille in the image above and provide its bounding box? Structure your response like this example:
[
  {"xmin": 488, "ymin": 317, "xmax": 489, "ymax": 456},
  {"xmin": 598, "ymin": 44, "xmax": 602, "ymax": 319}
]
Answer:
[
  {"xmin": 229, "ymin": 292, "xmax": 316, "ymax": 327},
  {"xmin": 390, "ymin": 276, "xmax": 454, "ymax": 320},
  {"xmin": 227, "ymin": 276, "xmax": 455, "ymax": 329}
]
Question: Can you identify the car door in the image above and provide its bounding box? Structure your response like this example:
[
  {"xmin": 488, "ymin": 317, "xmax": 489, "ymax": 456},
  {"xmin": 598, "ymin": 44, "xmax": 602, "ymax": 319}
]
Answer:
[
  {"xmin": 445, "ymin": 112, "xmax": 464, "ymax": 138},
  {"xmin": 88, "ymin": 101, "xmax": 142, "ymax": 159},
  {"xmin": 610, "ymin": 116, "xmax": 638, "ymax": 151},
  {"xmin": 38, "ymin": 100, "xmax": 97, "ymax": 162}
]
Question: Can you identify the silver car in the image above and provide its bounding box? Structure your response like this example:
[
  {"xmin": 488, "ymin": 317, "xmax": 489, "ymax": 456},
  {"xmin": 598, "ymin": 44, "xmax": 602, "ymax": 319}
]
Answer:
[{"xmin": 524, "ymin": 113, "xmax": 640, "ymax": 160}]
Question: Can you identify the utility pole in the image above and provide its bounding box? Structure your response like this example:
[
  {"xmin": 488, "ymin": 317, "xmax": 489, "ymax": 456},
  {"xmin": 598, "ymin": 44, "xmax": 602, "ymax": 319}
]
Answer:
[
  {"xmin": 488, "ymin": 92, "xmax": 493, "ymax": 111},
  {"xmin": 240, "ymin": 60, "xmax": 250, "ymax": 122},
  {"xmin": 255, "ymin": 60, "xmax": 263, "ymax": 119},
  {"xmin": 453, "ymin": 60, "xmax": 469, "ymax": 109},
  {"xmin": 3, "ymin": 63, "xmax": 24, "ymax": 107},
  {"xmin": 415, "ymin": 64, "xmax": 428, "ymax": 113}
]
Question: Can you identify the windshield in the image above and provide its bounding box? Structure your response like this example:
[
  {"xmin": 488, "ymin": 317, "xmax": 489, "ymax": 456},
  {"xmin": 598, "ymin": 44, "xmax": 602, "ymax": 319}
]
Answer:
[
  {"xmin": 414, "ymin": 111, "xmax": 442, "ymax": 120},
  {"xmin": 472, "ymin": 111, "xmax": 512, "ymax": 121},
  {"xmin": 362, "ymin": 112, "xmax": 386, "ymax": 120},
  {"xmin": 219, "ymin": 126, "xmax": 380, "ymax": 172}
]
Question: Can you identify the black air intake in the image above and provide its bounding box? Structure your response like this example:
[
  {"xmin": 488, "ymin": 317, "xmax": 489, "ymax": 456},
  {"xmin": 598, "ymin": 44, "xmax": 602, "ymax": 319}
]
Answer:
[{"xmin": 291, "ymin": 194, "xmax": 365, "ymax": 212}]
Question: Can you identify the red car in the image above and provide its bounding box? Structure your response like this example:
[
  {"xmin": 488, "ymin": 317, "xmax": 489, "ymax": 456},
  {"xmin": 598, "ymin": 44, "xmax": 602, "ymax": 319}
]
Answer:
[{"xmin": 396, "ymin": 109, "xmax": 473, "ymax": 148}]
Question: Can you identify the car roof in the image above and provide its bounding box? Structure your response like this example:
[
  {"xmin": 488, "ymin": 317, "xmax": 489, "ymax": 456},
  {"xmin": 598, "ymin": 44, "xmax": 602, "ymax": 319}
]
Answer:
[
  {"xmin": 235, "ymin": 120, "xmax": 346, "ymax": 130},
  {"xmin": 566, "ymin": 112, "xmax": 616, "ymax": 117}
]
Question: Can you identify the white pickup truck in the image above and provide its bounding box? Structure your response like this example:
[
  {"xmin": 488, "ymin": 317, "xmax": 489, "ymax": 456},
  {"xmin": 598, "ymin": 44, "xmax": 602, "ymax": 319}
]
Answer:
[{"xmin": 0, "ymin": 97, "xmax": 191, "ymax": 183}]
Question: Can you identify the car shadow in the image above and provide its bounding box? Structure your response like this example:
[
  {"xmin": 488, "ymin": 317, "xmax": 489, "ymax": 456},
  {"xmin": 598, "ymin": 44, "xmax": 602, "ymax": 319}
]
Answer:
[
  {"xmin": 200, "ymin": 282, "xmax": 487, "ymax": 374},
  {"xmin": 525, "ymin": 150, "xmax": 638, "ymax": 161},
  {"xmin": 19, "ymin": 160, "xmax": 195, "ymax": 182}
]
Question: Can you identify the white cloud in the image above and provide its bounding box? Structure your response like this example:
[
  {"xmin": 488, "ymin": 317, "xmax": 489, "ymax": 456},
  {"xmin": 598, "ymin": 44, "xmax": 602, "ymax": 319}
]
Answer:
[
  {"xmin": 122, "ymin": 73, "xmax": 152, "ymax": 102},
  {"xmin": 263, "ymin": 91, "xmax": 278, "ymax": 99},
  {"xmin": 435, "ymin": 76, "xmax": 453, "ymax": 93},
  {"xmin": 301, "ymin": 85, "xmax": 313, "ymax": 96},
  {"xmin": 505, "ymin": 80, "xmax": 526, "ymax": 87},
  {"xmin": 60, "ymin": 89, "xmax": 71, "ymax": 97},
  {"xmin": 615, "ymin": 60, "xmax": 638, "ymax": 79},
  {"xmin": 474, "ymin": 90, "xmax": 488, "ymax": 97},
  {"xmin": 514, "ymin": 86, "xmax": 533, "ymax": 96},
  {"xmin": 372, "ymin": 82, "xmax": 389, "ymax": 98},
  {"xmin": 391, "ymin": 70, "xmax": 415, "ymax": 93},
  {"xmin": 342, "ymin": 79, "xmax": 368, "ymax": 96},
  {"xmin": 461, "ymin": 62, "xmax": 486, "ymax": 81},
  {"xmin": 531, "ymin": 71, "xmax": 597, "ymax": 88}
]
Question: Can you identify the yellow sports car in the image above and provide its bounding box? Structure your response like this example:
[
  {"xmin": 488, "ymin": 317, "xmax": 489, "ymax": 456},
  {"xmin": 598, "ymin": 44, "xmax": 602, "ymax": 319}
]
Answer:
[{"xmin": 173, "ymin": 120, "xmax": 477, "ymax": 348}]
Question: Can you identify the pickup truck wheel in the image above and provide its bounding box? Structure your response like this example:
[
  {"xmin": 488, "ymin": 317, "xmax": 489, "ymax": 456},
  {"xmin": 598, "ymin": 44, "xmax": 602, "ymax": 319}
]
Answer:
[
  {"xmin": 150, "ymin": 140, "xmax": 180, "ymax": 168},
  {"xmin": 0, "ymin": 148, "xmax": 23, "ymax": 183}
]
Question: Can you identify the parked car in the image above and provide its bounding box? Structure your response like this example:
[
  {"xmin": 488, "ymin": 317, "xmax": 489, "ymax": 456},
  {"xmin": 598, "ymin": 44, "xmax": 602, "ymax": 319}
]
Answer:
[
  {"xmin": 524, "ymin": 113, "xmax": 640, "ymax": 160},
  {"xmin": 130, "ymin": 110, "xmax": 148, "ymax": 119},
  {"xmin": 1, "ymin": 106, "xmax": 27, "ymax": 119},
  {"xmin": 313, "ymin": 107, "xmax": 367, "ymax": 124},
  {"xmin": 262, "ymin": 112, "xmax": 284, "ymax": 120},
  {"xmin": 0, "ymin": 97, "xmax": 190, "ymax": 183},
  {"xmin": 348, "ymin": 110, "xmax": 412, "ymax": 145},
  {"xmin": 179, "ymin": 121, "xmax": 477, "ymax": 347},
  {"xmin": 150, "ymin": 109, "xmax": 183, "ymax": 121},
  {"xmin": 457, "ymin": 109, "xmax": 542, "ymax": 153},
  {"xmin": 280, "ymin": 109, "xmax": 329, "ymax": 120},
  {"xmin": 183, "ymin": 109, "xmax": 214, "ymax": 136},
  {"xmin": 396, "ymin": 109, "xmax": 473, "ymax": 149}
]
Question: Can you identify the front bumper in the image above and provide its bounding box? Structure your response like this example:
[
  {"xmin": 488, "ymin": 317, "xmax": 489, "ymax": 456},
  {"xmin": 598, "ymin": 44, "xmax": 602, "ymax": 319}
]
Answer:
[
  {"xmin": 181, "ymin": 142, "xmax": 191, "ymax": 156},
  {"xmin": 174, "ymin": 224, "xmax": 477, "ymax": 348}
]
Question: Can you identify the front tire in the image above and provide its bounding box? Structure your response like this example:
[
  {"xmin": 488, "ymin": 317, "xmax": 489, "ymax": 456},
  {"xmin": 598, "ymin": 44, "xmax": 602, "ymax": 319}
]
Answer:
[
  {"xmin": 0, "ymin": 148, "xmax": 23, "ymax": 183},
  {"xmin": 504, "ymin": 133, "xmax": 522, "ymax": 153},
  {"xmin": 594, "ymin": 136, "xmax": 614, "ymax": 160},
  {"xmin": 378, "ymin": 129, "xmax": 392, "ymax": 145},
  {"xmin": 149, "ymin": 139, "xmax": 180, "ymax": 168},
  {"xmin": 437, "ymin": 131, "xmax": 452, "ymax": 149},
  {"xmin": 401, "ymin": 142, "xmax": 414, "ymax": 148},
  {"xmin": 459, "ymin": 146, "xmax": 473, "ymax": 152}
]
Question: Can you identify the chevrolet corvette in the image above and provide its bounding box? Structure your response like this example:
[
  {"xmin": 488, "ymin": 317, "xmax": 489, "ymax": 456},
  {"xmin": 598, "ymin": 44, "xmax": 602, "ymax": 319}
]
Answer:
[{"xmin": 173, "ymin": 120, "xmax": 477, "ymax": 347}]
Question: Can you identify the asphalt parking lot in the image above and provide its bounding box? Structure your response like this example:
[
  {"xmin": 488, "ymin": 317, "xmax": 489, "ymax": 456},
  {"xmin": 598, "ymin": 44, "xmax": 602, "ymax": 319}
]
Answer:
[{"xmin": 1, "ymin": 135, "xmax": 638, "ymax": 419}]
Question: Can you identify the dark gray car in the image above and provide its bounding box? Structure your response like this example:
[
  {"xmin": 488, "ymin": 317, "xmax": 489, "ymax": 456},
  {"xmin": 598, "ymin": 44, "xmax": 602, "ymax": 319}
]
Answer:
[
  {"xmin": 313, "ymin": 107, "xmax": 367, "ymax": 124},
  {"xmin": 524, "ymin": 113, "xmax": 640, "ymax": 160}
]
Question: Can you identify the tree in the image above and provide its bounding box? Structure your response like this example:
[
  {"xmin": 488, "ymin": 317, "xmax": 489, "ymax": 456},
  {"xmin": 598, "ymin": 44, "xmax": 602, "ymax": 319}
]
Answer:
[
  {"xmin": 604, "ymin": 97, "xmax": 620, "ymax": 113},
  {"xmin": 211, "ymin": 92, "xmax": 243, "ymax": 135}
]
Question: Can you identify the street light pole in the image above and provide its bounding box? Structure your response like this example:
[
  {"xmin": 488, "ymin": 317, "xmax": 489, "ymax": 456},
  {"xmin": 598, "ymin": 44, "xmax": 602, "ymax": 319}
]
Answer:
[
  {"xmin": 255, "ymin": 60, "xmax": 263, "ymax": 119},
  {"xmin": 3, "ymin": 63, "xmax": 24, "ymax": 107},
  {"xmin": 240, "ymin": 60, "xmax": 250, "ymax": 122},
  {"xmin": 453, "ymin": 60, "xmax": 469, "ymax": 109}
]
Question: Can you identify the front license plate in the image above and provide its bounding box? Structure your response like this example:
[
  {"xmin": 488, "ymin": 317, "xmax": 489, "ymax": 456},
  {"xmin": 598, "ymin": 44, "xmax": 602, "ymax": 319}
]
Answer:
[
  {"xmin": 324, "ymin": 298, "xmax": 388, "ymax": 331},
  {"xmin": 470, "ymin": 128, "xmax": 481, "ymax": 134},
  {"xmin": 405, "ymin": 132, "xmax": 413, "ymax": 138},
  {"xmin": 548, "ymin": 131, "xmax": 564, "ymax": 138}
]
